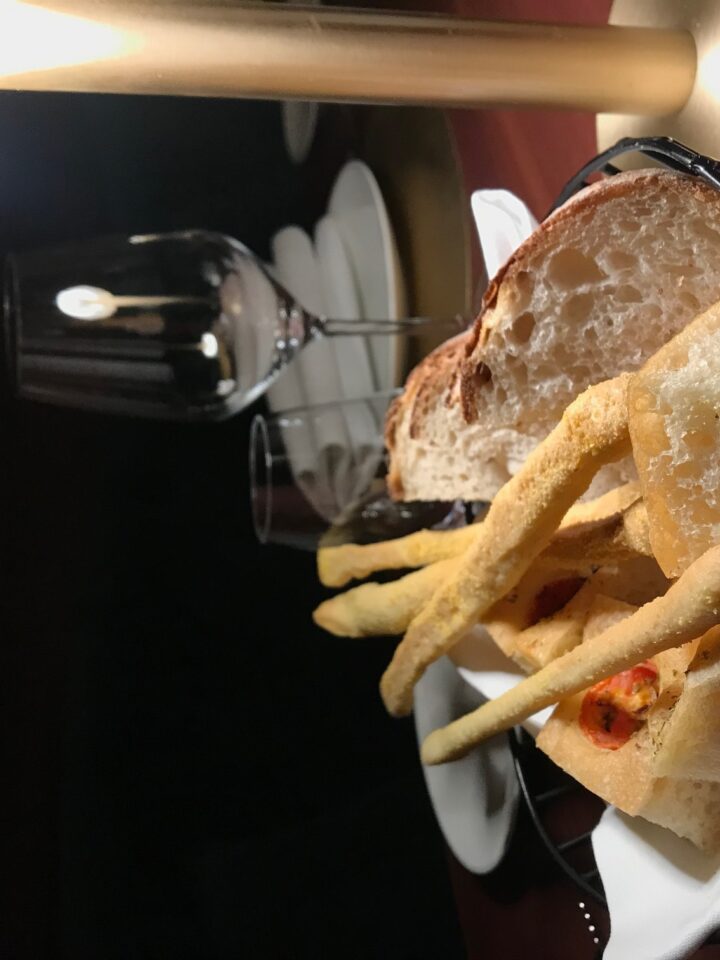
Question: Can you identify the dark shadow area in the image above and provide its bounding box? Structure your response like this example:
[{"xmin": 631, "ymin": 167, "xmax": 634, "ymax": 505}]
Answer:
[{"xmin": 1, "ymin": 91, "xmax": 464, "ymax": 960}]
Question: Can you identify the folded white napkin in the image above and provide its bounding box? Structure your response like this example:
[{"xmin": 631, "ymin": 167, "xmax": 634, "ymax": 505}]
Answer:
[
  {"xmin": 470, "ymin": 188, "xmax": 539, "ymax": 281},
  {"xmin": 314, "ymin": 214, "xmax": 382, "ymax": 507},
  {"xmin": 595, "ymin": 808, "xmax": 720, "ymax": 960},
  {"xmin": 270, "ymin": 226, "xmax": 356, "ymax": 518},
  {"xmin": 451, "ymin": 625, "xmax": 553, "ymax": 737}
]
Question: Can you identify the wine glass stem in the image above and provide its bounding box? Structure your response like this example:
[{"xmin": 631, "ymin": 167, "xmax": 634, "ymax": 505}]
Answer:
[{"xmin": 318, "ymin": 315, "xmax": 467, "ymax": 336}]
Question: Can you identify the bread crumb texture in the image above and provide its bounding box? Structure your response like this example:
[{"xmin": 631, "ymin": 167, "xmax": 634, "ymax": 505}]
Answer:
[{"xmin": 390, "ymin": 171, "xmax": 720, "ymax": 503}]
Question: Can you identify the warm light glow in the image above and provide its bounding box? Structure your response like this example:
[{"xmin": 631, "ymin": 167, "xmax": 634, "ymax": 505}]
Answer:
[
  {"xmin": 56, "ymin": 285, "xmax": 116, "ymax": 321},
  {"xmin": 698, "ymin": 46, "xmax": 720, "ymax": 102},
  {"xmin": 0, "ymin": 1, "xmax": 130, "ymax": 77},
  {"xmin": 56, "ymin": 286, "xmax": 213, "ymax": 320},
  {"xmin": 200, "ymin": 332, "xmax": 219, "ymax": 358}
]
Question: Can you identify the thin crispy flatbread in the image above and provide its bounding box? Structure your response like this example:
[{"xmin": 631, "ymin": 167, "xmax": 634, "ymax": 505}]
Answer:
[
  {"xmin": 629, "ymin": 299, "xmax": 720, "ymax": 578},
  {"xmin": 544, "ymin": 497, "xmax": 650, "ymax": 569},
  {"xmin": 512, "ymin": 581, "xmax": 597, "ymax": 672}
]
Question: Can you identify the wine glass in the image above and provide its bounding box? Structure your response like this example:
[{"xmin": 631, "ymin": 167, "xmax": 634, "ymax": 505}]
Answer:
[
  {"xmin": 249, "ymin": 391, "xmax": 466, "ymax": 549},
  {"xmin": 3, "ymin": 229, "xmax": 463, "ymax": 421}
]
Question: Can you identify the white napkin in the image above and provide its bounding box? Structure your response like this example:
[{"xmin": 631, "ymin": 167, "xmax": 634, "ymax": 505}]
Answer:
[
  {"xmin": 470, "ymin": 188, "xmax": 539, "ymax": 280},
  {"xmin": 450, "ymin": 625, "xmax": 553, "ymax": 737},
  {"xmin": 451, "ymin": 633, "xmax": 720, "ymax": 957},
  {"xmin": 314, "ymin": 214, "xmax": 382, "ymax": 506},
  {"xmin": 594, "ymin": 808, "xmax": 720, "ymax": 959},
  {"xmin": 270, "ymin": 221, "xmax": 399, "ymax": 521}
]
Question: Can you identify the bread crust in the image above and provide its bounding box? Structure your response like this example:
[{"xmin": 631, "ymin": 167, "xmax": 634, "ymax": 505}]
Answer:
[
  {"xmin": 461, "ymin": 171, "xmax": 716, "ymax": 418},
  {"xmin": 387, "ymin": 170, "xmax": 720, "ymax": 502},
  {"xmin": 385, "ymin": 332, "xmax": 469, "ymax": 499}
]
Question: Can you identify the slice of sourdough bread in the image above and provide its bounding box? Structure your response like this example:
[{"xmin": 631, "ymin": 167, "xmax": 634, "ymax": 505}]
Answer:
[{"xmin": 387, "ymin": 170, "xmax": 720, "ymax": 502}]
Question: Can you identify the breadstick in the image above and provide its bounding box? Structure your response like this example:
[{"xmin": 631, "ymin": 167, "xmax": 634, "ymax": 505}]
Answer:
[
  {"xmin": 318, "ymin": 482, "xmax": 641, "ymax": 588},
  {"xmin": 313, "ymin": 557, "xmax": 459, "ymax": 637},
  {"xmin": 542, "ymin": 498, "xmax": 651, "ymax": 569},
  {"xmin": 421, "ymin": 542, "xmax": 720, "ymax": 764},
  {"xmin": 380, "ymin": 374, "xmax": 633, "ymax": 717},
  {"xmin": 314, "ymin": 489, "xmax": 648, "ymax": 640},
  {"xmin": 317, "ymin": 524, "xmax": 476, "ymax": 588},
  {"xmin": 557, "ymin": 481, "xmax": 640, "ymax": 528}
]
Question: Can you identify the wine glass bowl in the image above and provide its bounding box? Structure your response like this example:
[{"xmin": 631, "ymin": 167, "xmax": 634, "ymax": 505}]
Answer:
[
  {"xmin": 250, "ymin": 392, "xmax": 465, "ymax": 550},
  {"xmin": 3, "ymin": 230, "xmax": 317, "ymax": 421},
  {"xmin": 3, "ymin": 229, "xmax": 463, "ymax": 422}
]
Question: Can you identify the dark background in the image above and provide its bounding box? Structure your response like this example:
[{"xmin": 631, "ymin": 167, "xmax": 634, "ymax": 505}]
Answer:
[{"xmin": 2, "ymin": 93, "xmax": 464, "ymax": 959}]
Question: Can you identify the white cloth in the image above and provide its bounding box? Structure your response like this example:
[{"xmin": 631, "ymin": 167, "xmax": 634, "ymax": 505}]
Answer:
[
  {"xmin": 471, "ymin": 188, "xmax": 539, "ymax": 280},
  {"xmin": 595, "ymin": 808, "xmax": 720, "ymax": 960},
  {"xmin": 454, "ymin": 625, "xmax": 553, "ymax": 737}
]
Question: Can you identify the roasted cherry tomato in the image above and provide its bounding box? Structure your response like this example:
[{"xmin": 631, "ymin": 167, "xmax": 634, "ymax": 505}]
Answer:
[{"xmin": 579, "ymin": 661, "xmax": 659, "ymax": 750}]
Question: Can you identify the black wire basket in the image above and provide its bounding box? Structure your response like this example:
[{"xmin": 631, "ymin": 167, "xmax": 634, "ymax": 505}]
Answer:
[
  {"xmin": 510, "ymin": 727, "xmax": 607, "ymax": 905},
  {"xmin": 551, "ymin": 135, "xmax": 720, "ymax": 214},
  {"xmin": 509, "ymin": 134, "xmax": 720, "ymax": 924}
]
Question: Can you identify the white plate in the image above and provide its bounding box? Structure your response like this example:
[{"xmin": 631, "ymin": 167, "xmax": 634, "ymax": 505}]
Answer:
[
  {"xmin": 270, "ymin": 225, "xmax": 357, "ymax": 515},
  {"xmin": 414, "ymin": 623, "xmax": 555, "ymax": 876},
  {"xmin": 328, "ymin": 160, "xmax": 406, "ymax": 391},
  {"xmin": 314, "ymin": 214, "xmax": 375, "ymax": 401},
  {"xmin": 315, "ymin": 214, "xmax": 384, "ymax": 503},
  {"xmin": 414, "ymin": 654, "xmax": 519, "ymax": 875},
  {"xmin": 450, "ymin": 626, "xmax": 554, "ymax": 737}
]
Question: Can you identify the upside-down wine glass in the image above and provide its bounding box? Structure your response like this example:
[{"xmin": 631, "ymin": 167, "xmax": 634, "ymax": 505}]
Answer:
[{"xmin": 3, "ymin": 229, "xmax": 463, "ymax": 421}]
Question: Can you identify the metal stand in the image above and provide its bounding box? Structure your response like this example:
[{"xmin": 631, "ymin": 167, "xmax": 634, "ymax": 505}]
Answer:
[{"xmin": 0, "ymin": 1, "xmax": 695, "ymax": 115}]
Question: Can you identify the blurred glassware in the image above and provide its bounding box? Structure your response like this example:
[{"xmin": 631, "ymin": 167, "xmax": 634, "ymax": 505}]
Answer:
[
  {"xmin": 356, "ymin": 108, "xmax": 471, "ymax": 374},
  {"xmin": 282, "ymin": 99, "xmax": 319, "ymax": 165},
  {"xmin": 249, "ymin": 391, "xmax": 464, "ymax": 550},
  {"xmin": 3, "ymin": 229, "xmax": 462, "ymax": 421},
  {"xmin": 279, "ymin": 0, "xmax": 322, "ymax": 165}
]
